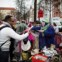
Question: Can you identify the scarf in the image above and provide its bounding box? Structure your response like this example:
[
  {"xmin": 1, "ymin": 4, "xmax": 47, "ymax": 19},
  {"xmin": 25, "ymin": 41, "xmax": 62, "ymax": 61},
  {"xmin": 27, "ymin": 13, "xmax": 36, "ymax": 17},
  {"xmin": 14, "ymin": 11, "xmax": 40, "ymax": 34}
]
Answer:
[{"xmin": 41, "ymin": 24, "xmax": 49, "ymax": 36}]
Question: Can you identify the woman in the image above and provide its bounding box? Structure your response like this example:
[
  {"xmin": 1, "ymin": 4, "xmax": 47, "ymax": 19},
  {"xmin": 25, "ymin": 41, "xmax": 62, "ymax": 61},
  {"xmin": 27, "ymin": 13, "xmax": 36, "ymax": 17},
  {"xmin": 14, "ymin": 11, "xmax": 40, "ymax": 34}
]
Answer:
[
  {"xmin": 0, "ymin": 15, "xmax": 30, "ymax": 62},
  {"xmin": 32, "ymin": 21, "xmax": 55, "ymax": 50}
]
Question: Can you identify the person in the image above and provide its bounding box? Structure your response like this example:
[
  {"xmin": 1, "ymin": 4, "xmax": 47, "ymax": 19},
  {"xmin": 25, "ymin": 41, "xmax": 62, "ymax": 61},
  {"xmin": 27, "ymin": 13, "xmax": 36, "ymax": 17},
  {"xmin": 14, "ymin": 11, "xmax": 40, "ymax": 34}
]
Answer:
[
  {"xmin": 15, "ymin": 20, "xmax": 28, "ymax": 62},
  {"xmin": 0, "ymin": 15, "xmax": 30, "ymax": 62},
  {"xmin": 52, "ymin": 23, "xmax": 59, "ymax": 33},
  {"xmin": 3, "ymin": 15, "xmax": 17, "ymax": 62},
  {"xmin": 16, "ymin": 20, "xmax": 28, "ymax": 34},
  {"xmin": 32, "ymin": 21, "xmax": 55, "ymax": 50}
]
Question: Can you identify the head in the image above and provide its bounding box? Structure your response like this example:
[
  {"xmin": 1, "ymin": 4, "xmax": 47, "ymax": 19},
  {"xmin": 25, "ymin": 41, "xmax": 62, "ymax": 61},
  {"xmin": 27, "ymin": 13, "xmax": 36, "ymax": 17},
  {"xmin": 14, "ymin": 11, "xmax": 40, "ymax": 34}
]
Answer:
[
  {"xmin": 53, "ymin": 23, "xmax": 57, "ymax": 26},
  {"xmin": 21, "ymin": 20, "xmax": 25, "ymax": 23},
  {"xmin": 3, "ymin": 15, "xmax": 16, "ymax": 26},
  {"xmin": 41, "ymin": 21, "xmax": 46, "ymax": 27}
]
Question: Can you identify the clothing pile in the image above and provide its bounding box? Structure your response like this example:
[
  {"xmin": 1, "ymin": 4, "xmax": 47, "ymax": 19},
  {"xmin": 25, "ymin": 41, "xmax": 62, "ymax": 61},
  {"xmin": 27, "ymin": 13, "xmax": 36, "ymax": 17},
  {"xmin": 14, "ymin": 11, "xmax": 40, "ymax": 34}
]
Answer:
[{"xmin": 42, "ymin": 46, "xmax": 58, "ymax": 57}]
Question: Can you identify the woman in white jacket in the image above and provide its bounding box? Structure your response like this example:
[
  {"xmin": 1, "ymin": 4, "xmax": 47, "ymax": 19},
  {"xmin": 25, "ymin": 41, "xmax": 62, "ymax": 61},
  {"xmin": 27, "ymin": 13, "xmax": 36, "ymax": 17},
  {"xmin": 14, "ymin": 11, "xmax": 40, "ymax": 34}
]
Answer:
[{"xmin": 0, "ymin": 15, "xmax": 30, "ymax": 62}]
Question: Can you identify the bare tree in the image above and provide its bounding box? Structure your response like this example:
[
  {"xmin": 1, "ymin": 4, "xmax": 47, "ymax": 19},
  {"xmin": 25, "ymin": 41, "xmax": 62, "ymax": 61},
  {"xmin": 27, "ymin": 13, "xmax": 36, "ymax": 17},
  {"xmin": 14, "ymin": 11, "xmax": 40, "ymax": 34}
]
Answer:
[
  {"xmin": 16, "ymin": 0, "xmax": 31, "ymax": 20},
  {"xmin": 16, "ymin": 0, "xmax": 25, "ymax": 20}
]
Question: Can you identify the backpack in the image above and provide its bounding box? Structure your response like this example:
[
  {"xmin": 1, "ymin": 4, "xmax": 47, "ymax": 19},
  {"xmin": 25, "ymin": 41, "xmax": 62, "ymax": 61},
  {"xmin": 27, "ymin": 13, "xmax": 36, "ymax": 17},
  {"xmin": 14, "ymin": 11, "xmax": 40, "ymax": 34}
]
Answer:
[{"xmin": 0, "ymin": 25, "xmax": 10, "ymax": 51}]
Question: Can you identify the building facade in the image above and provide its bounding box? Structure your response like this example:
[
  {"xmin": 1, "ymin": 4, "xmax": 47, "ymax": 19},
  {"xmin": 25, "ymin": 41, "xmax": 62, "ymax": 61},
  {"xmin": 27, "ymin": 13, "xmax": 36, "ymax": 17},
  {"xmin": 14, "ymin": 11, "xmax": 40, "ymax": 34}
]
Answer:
[{"xmin": 0, "ymin": 7, "xmax": 16, "ymax": 20}]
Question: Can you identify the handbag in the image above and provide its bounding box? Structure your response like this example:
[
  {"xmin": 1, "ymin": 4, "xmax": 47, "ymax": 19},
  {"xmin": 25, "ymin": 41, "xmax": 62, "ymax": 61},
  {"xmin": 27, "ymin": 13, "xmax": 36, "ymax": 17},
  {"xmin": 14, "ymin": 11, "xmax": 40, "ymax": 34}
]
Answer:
[{"xmin": 21, "ymin": 40, "xmax": 31, "ymax": 51}]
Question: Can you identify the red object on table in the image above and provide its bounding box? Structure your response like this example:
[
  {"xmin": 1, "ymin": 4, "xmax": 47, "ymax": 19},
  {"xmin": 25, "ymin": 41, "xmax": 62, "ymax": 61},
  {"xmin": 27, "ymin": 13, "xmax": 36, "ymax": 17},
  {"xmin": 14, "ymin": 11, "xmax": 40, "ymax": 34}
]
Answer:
[{"xmin": 32, "ymin": 54, "xmax": 47, "ymax": 62}]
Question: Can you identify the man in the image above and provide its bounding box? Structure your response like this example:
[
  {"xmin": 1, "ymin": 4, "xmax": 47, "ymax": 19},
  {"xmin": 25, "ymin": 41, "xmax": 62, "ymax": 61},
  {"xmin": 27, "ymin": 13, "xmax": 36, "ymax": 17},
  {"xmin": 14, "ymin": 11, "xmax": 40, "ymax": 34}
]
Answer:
[
  {"xmin": 16, "ymin": 20, "xmax": 27, "ymax": 34},
  {"xmin": 0, "ymin": 15, "xmax": 30, "ymax": 62},
  {"xmin": 3, "ymin": 15, "xmax": 18, "ymax": 62}
]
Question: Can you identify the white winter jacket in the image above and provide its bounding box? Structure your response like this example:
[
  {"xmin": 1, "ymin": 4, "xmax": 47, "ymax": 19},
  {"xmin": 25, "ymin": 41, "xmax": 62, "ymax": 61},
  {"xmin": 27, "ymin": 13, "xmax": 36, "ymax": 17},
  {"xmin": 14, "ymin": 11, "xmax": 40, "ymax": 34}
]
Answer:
[{"xmin": 0, "ymin": 24, "xmax": 29, "ymax": 51}]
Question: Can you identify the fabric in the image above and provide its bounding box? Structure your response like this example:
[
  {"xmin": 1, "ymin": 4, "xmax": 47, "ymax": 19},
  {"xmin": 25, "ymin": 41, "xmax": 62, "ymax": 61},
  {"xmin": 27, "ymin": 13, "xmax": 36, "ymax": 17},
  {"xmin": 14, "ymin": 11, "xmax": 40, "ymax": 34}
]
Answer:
[
  {"xmin": 32, "ymin": 54, "xmax": 47, "ymax": 62},
  {"xmin": 0, "ymin": 24, "xmax": 29, "ymax": 51},
  {"xmin": 16, "ymin": 23, "xmax": 27, "ymax": 33},
  {"xmin": 28, "ymin": 33, "xmax": 35, "ymax": 42},
  {"xmin": 43, "ymin": 48, "xmax": 57, "ymax": 57},
  {"xmin": 21, "ymin": 51, "xmax": 31, "ymax": 60},
  {"xmin": 39, "ymin": 25, "xmax": 55, "ymax": 49},
  {"xmin": 40, "ymin": 24, "xmax": 49, "ymax": 37},
  {"xmin": 21, "ymin": 40, "xmax": 31, "ymax": 51},
  {"xmin": 0, "ymin": 51, "xmax": 9, "ymax": 62},
  {"xmin": 41, "ymin": 24, "xmax": 49, "ymax": 31},
  {"xmin": 9, "ymin": 26, "xmax": 16, "ymax": 62},
  {"xmin": 32, "ymin": 25, "xmax": 55, "ymax": 50}
]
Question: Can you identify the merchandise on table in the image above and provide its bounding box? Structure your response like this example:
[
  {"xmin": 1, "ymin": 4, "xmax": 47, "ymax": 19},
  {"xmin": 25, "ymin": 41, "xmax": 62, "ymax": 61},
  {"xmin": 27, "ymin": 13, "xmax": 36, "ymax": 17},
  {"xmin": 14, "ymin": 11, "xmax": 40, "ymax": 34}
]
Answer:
[{"xmin": 32, "ymin": 54, "xmax": 48, "ymax": 62}]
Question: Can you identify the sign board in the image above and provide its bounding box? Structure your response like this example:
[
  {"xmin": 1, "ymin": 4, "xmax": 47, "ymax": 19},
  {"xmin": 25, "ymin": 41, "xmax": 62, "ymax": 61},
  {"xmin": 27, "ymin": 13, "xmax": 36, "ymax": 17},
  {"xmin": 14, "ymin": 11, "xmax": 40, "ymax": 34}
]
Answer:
[{"xmin": 38, "ymin": 9, "xmax": 43, "ymax": 18}]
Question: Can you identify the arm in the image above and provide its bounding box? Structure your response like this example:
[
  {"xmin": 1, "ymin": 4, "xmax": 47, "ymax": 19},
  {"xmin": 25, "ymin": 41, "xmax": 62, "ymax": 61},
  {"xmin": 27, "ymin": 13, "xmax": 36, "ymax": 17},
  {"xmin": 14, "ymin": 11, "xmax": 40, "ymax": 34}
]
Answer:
[
  {"xmin": 31, "ymin": 26, "xmax": 41, "ymax": 31},
  {"xmin": 4, "ymin": 27, "xmax": 29, "ymax": 41}
]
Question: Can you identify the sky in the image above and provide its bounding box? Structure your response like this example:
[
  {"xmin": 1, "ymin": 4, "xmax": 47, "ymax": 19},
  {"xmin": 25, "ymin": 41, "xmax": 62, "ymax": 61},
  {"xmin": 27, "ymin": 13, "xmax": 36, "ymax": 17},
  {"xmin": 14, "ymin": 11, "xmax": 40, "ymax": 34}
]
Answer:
[
  {"xmin": 0, "ymin": 0, "xmax": 16, "ymax": 8},
  {"xmin": 0, "ymin": 0, "xmax": 33, "ymax": 9}
]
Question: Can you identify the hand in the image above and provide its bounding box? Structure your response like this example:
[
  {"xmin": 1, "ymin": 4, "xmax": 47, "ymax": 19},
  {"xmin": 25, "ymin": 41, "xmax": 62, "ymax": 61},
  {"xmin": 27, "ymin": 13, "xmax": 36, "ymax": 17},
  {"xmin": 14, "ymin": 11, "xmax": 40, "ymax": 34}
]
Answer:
[
  {"xmin": 38, "ymin": 30, "xmax": 44, "ymax": 32},
  {"xmin": 24, "ymin": 26, "xmax": 33, "ymax": 32}
]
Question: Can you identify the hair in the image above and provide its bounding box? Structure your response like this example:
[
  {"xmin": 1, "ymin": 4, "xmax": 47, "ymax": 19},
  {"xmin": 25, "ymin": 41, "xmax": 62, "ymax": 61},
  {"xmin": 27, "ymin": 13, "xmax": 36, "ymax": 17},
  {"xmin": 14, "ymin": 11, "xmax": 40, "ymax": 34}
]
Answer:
[
  {"xmin": 53, "ymin": 23, "xmax": 57, "ymax": 26},
  {"xmin": 3, "ymin": 15, "xmax": 12, "ymax": 22}
]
